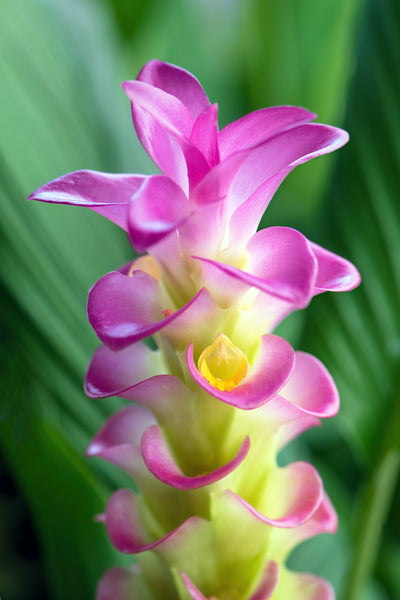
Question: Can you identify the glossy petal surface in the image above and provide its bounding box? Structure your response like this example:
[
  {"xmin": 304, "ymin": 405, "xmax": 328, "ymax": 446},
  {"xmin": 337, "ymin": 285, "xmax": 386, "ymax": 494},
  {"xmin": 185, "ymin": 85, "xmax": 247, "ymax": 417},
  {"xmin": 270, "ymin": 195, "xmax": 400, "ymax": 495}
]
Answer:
[
  {"xmin": 28, "ymin": 170, "xmax": 146, "ymax": 229},
  {"xmin": 141, "ymin": 426, "xmax": 250, "ymax": 489},
  {"xmin": 311, "ymin": 242, "xmax": 361, "ymax": 293},
  {"xmin": 128, "ymin": 175, "xmax": 190, "ymax": 251},
  {"xmin": 187, "ymin": 334, "xmax": 295, "ymax": 409},
  {"xmin": 280, "ymin": 352, "xmax": 340, "ymax": 417}
]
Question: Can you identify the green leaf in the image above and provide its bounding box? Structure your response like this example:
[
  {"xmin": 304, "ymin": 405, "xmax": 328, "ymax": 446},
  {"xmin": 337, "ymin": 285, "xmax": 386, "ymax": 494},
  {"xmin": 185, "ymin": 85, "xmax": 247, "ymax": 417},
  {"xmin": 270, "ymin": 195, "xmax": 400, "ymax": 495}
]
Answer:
[
  {"xmin": 301, "ymin": 0, "xmax": 400, "ymax": 597},
  {"xmin": 0, "ymin": 0, "xmax": 147, "ymax": 597},
  {"xmin": 240, "ymin": 0, "xmax": 365, "ymax": 228}
]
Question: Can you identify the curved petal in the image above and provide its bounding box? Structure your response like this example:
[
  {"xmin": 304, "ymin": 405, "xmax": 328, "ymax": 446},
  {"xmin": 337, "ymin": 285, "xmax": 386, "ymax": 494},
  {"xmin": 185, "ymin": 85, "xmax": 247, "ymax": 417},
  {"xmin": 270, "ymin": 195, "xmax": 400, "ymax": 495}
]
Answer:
[
  {"xmin": 311, "ymin": 242, "xmax": 361, "ymax": 293},
  {"xmin": 137, "ymin": 60, "xmax": 210, "ymax": 120},
  {"xmin": 123, "ymin": 80, "xmax": 210, "ymax": 192},
  {"xmin": 180, "ymin": 566, "xmax": 280, "ymax": 600},
  {"xmin": 218, "ymin": 105, "xmax": 316, "ymax": 159},
  {"xmin": 191, "ymin": 104, "xmax": 220, "ymax": 167},
  {"xmin": 252, "ymin": 395, "xmax": 320, "ymax": 449},
  {"xmin": 248, "ymin": 561, "xmax": 280, "ymax": 600},
  {"xmin": 105, "ymin": 488, "xmax": 205, "ymax": 554},
  {"xmin": 27, "ymin": 170, "xmax": 146, "ymax": 230},
  {"xmin": 228, "ymin": 461, "xmax": 323, "ymax": 527},
  {"xmin": 226, "ymin": 169, "xmax": 292, "ymax": 256},
  {"xmin": 160, "ymin": 288, "xmax": 225, "ymax": 353},
  {"xmin": 141, "ymin": 426, "xmax": 250, "ymax": 490},
  {"xmin": 96, "ymin": 567, "xmax": 152, "ymax": 600},
  {"xmin": 84, "ymin": 343, "xmax": 164, "ymax": 398},
  {"xmin": 194, "ymin": 227, "xmax": 317, "ymax": 308},
  {"xmin": 179, "ymin": 572, "xmax": 209, "ymax": 600},
  {"xmin": 85, "ymin": 359, "xmax": 199, "ymax": 450},
  {"xmin": 88, "ymin": 404, "xmax": 155, "ymax": 453},
  {"xmin": 175, "ymin": 199, "xmax": 226, "ymax": 260},
  {"xmin": 123, "ymin": 79, "xmax": 194, "ymax": 138},
  {"xmin": 191, "ymin": 151, "xmax": 251, "ymax": 206},
  {"xmin": 227, "ymin": 123, "xmax": 349, "ymax": 216},
  {"xmin": 86, "ymin": 405, "xmax": 156, "ymax": 482},
  {"xmin": 277, "ymin": 410, "xmax": 321, "ymax": 449},
  {"xmin": 85, "ymin": 345, "xmax": 195, "ymax": 418},
  {"xmin": 280, "ymin": 352, "xmax": 340, "ymax": 418},
  {"xmin": 87, "ymin": 270, "xmax": 158, "ymax": 349},
  {"xmin": 272, "ymin": 492, "xmax": 338, "ymax": 561},
  {"xmin": 276, "ymin": 571, "xmax": 335, "ymax": 600},
  {"xmin": 128, "ymin": 175, "xmax": 190, "ymax": 252},
  {"xmin": 87, "ymin": 270, "xmax": 215, "ymax": 350},
  {"xmin": 187, "ymin": 334, "xmax": 295, "ymax": 409},
  {"xmin": 192, "ymin": 123, "xmax": 348, "ymax": 218}
]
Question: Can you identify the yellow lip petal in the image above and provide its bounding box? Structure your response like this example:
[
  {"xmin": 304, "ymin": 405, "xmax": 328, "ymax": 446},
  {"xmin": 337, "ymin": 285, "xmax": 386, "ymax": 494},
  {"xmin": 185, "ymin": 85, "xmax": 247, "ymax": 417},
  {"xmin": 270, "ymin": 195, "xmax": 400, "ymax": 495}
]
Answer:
[{"xmin": 197, "ymin": 333, "xmax": 248, "ymax": 391}]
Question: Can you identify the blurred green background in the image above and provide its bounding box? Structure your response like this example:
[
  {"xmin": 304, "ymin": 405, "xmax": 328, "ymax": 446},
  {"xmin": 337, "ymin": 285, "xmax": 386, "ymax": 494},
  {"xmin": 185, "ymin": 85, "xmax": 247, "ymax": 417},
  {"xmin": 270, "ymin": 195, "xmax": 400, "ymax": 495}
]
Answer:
[{"xmin": 1, "ymin": 0, "xmax": 399, "ymax": 599}]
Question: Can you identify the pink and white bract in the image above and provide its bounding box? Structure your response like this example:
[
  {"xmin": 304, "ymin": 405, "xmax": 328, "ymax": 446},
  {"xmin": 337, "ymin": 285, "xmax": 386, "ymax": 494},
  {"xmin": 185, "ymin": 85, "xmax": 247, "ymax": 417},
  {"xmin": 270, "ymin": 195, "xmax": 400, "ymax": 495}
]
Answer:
[{"xmin": 29, "ymin": 60, "xmax": 360, "ymax": 600}]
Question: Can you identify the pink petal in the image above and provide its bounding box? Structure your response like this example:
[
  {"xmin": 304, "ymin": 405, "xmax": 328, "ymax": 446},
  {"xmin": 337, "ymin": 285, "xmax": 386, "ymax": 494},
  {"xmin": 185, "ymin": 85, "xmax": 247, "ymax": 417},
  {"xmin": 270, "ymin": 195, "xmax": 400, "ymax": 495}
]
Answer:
[
  {"xmin": 128, "ymin": 175, "xmax": 190, "ymax": 252},
  {"xmin": 148, "ymin": 230, "xmax": 201, "ymax": 304},
  {"xmin": 85, "ymin": 342, "xmax": 162, "ymax": 398},
  {"xmin": 191, "ymin": 151, "xmax": 252, "ymax": 206},
  {"xmin": 248, "ymin": 561, "xmax": 280, "ymax": 600},
  {"xmin": 228, "ymin": 461, "xmax": 323, "ymax": 527},
  {"xmin": 192, "ymin": 123, "xmax": 347, "ymax": 221},
  {"xmin": 86, "ymin": 404, "xmax": 156, "ymax": 475},
  {"xmin": 87, "ymin": 270, "xmax": 159, "ymax": 349},
  {"xmin": 160, "ymin": 288, "xmax": 225, "ymax": 353},
  {"xmin": 227, "ymin": 123, "xmax": 349, "ymax": 217},
  {"xmin": 180, "ymin": 572, "xmax": 209, "ymax": 600},
  {"xmin": 87, "ymin": 271, "xmax": 214, "ymax": 350},
  {"xmin": 194, "ymin": 227, "xmax": 317, "ymax": 308},
  {"xmin": 123, "ymin": 80, "xmax": 210, "ymax": 192},
  {"xmin": 181, "ymin": 566, "xmax": 280, "ymax": 600},
  {"xmin": 123, "ymin": 79, "xmax": 194, "ymax": 138},
  {"xmin": 190, "ymin": 104, "xmax": 220, "ymax": 167},
  {"xmin": 277, "ymin": 410, "xmax": 321, "ymax": 449},
  {"xmin": 96, "ymin": 567, "xmax": 142, "ymax": 600},
  {"xmin": 27, "ymin": 170, "xmax": 146, "ymax": 230},
  {"xmin": 282, "ymin": 492, "xmax": 338, "ymax": 555},
  {"xmin": 137, "ymin": 60, "xmax": 210, "ymax": 120},
  {"xmin": 218, "ymin": 106, "xmax": 316, "ymax": 159},
  {"xmin": 187, "ymin": 334, "xmax": 295, "ymax": 409},
  {"xmin": 141, "ymin": 426, "xmax": 250, "ymax": 489},
  {"xmin": 266, "ymin": 492, "xmax": 337, "ymax": 565},
  {"xmin": 105, "ymin": 488, "xmax": 205, "ymax": 553},
  {"xmin": 254, "ymin": 396, "xmax": 320, "ymax": 448},
  {"xmin": 86, "ymin": 405, "xmax": 157, "ymax": 481},
  {"xmin": 311, "ymin": 242, "xmax": 361, "ymax": 293},
  {"xmin": 280, "ymin": 352, "xmax": 340, "ymax": 418},
  {"xmin": 85, "ymin": 343, "xmax": 194, "ymax": 415},
  {"xmin": 276, "ymin": 572, "xmax": 335, "ymax": 600},
  {"xmin": 85, "ymin": 348, "xmax": 197, "ymax": 427},
  {"xmin": 88, "ymin": 404, "xmax": 155, "ymax": 452},
  {"xmin": 173, "ymin": 200, "xmax": 226, "ymax": 260},
  {"xmin": 226, "ymin": 169, "xmax": 292, "ymax": 256}
]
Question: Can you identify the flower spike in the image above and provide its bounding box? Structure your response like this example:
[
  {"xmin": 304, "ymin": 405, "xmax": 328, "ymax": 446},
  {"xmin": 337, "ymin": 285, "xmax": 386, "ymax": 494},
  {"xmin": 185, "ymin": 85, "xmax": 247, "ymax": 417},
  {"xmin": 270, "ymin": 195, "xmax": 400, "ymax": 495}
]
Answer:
[{"xmin": 29, "ymin": 59, "xmax": 360, "ymax": 600}]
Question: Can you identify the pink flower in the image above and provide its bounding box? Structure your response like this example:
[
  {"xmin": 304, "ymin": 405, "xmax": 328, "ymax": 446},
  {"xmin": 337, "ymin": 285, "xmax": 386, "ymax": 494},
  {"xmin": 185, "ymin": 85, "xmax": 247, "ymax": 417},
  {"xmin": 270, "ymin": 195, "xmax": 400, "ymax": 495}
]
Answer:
[{"xmin": 28, "ymin": 60, "xmax": 360, "ymax": 600}]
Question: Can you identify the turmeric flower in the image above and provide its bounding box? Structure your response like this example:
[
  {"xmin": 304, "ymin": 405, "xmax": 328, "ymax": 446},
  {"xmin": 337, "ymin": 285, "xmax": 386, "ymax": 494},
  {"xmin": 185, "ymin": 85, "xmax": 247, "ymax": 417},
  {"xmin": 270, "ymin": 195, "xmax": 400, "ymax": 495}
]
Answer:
[{"xmin": 29, "ymin": 60, "xmax": 360, "ymax": 600}]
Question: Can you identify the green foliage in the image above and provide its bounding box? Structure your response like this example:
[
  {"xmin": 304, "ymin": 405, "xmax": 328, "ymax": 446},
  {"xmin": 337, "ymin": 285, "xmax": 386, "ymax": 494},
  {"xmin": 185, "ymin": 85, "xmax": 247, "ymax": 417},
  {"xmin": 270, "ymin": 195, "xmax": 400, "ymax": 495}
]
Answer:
[
  {"xmin": 240, "ymin": 0, "xmax": 364, "ymax": 229},
  {"xmin": 0, "ymin": 0, "xmax": 144, "ymax": 597},
  {"xmin": 1, "ymin": 0, "xmax": 399, "ymax": 599},
  {"xmin": 301, "ymin": 0, "xmax": 400, "ymax": 598}
]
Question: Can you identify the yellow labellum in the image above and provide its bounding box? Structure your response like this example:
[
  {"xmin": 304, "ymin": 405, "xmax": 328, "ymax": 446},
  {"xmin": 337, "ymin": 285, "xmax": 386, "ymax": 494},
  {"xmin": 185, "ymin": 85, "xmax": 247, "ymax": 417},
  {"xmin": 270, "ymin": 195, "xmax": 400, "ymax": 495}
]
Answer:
[{"xmin": 198, "ymin": 333, "xmax": 248, "ymax": 391}]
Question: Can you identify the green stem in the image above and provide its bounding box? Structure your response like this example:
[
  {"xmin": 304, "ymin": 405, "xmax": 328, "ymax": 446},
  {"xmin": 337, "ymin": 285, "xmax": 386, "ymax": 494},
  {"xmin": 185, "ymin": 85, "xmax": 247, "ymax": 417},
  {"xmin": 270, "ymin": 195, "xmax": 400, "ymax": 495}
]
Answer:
[{"xmin": 343, "ymin": 390, "xmax": 400, "ymax": 600}]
